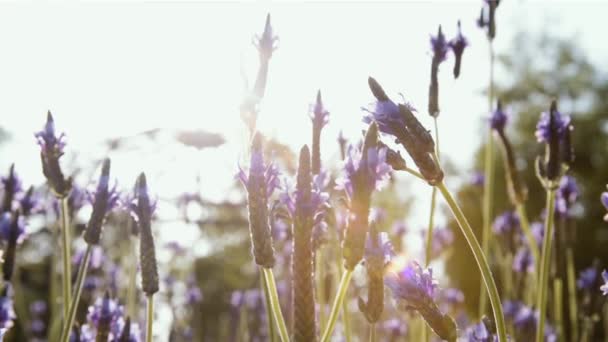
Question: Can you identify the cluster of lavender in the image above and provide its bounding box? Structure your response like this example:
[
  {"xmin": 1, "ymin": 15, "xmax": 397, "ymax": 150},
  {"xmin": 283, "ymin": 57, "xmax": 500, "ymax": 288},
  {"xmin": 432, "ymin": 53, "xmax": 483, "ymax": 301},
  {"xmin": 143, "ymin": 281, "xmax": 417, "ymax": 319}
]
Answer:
[{"xmin": 233, "ymin": 6, "xmax": 608, "ymax": 342}]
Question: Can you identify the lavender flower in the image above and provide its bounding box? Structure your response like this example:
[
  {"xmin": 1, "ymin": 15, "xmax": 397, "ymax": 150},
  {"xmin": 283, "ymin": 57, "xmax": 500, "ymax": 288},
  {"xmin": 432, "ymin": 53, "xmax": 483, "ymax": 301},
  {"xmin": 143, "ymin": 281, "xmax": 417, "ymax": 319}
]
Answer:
[
  {"xmin": 238, "ymin": 133, "xmax": 280, "ymax": 268},
  {"xmin": 556, "ymin": 175, "xmax": 578, "ymax": 217},
  {"xmin": 489, "ymin": 100, "xmax": 507, "ymax": 132},
  {"xmin": 336, "ymin": 124, "xmax": 392, "ymax": 270},
  {"xmin": 428, "ymin": 25, "xmax": 449, "ymax": 117},
  {"xmin": 471, "ymin": 172, "xmax": 485, "ymax": 187},
  {"xmin": 381, "ymin": 319, "xmax": 408, "ymax": 341},
  {"xmin": 600, "ymin": 270, "xmax": 608, "ymax": 296},
  {"xmin": 1, "ymin": 211, "xmax": 25, "ymax": 281},
  {"xmin": 466, "ymin": 320, "xmax": 497, "ymax": 342},
  {"xmin": 254, "ymin": 13, "xmax": 279, "ymax": 62},
  {"xmin": 577, "ymin": 266, "xmax": 598, "ymax": 290},
  {"xmin": 87, "ymin": 292, "xmax": 123, "ymax": 341},
  {"xmin": 477, "ymin": 0, "xmax": 500, "ymax": 40},
  {"xmin": 601, "ymin": 188, "xmax": 608, "ymax": 221},
  {"xmin": 359, "ymin": 226, "xmax": 393, "ymax": 324},
  {"xmin": 35, "ymin": 112, "xmax": 71, "ymax": 197},
  {"xmin": 130, "ymin": 173, "xmax": 159, "ymax": 296},
  {"xmin": 116, "ymin": 316, "xmax": 142, "ymax": 342},
  {"xmin": 18, "ymin": 186, "xmax": 40, "ymax": 217},
  {"xmin": 492, "ymin": 211, "xmax": 519, "ymax": 235},
  {"xmin": 0, "ymin": 295, "xmax": 15, "ymax": 333},
  {"xmin": 1, "ymin": 164, "xmax": 22, "ymax": 212},
  {"xmin": 310, "ymin": 90, "xmax": 329, "ymax": 175},
  {"xmin": 84, "ymin": 158, "xmax": 120, "ymax": 245},
  {"xmin": 449, "ymin": 21, "xmax": 468, "ymax": 79},
  {"xmin": 512, "ymin": 248, "xmax": 534, "ymax": 273},
  {"xmin": 535, "ymin": 101, "xmax": 573, "ymax": 184},
  {"xmin": 385, "ymin": 262, "xmax": 457, "ymax": 341}
]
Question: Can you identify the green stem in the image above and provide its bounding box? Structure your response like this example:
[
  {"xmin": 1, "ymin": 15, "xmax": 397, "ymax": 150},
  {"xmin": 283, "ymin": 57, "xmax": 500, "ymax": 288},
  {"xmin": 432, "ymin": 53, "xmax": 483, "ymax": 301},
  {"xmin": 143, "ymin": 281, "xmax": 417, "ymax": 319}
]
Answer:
[
  {"xmin": 404, "ymin": 167, "xmax": 425, "ymax": 181},
  {"xmin": 553, "ymin": 278, "xmax": 564, "ymax": 342},
  {"xmin": 437, "ymin": 181, "xmax": 507, "ymax": 342},
  {"xmin": 480, "ymin": 37, "xmax": 496, "ymax": 318},
  {"xmin": 535, "ymin": 188, "xmax": 557, "ymax": 342},
  {"xmin": 343, "ymin": 297, "xmax": 352, "ymax": 342},
  {"xmin": 261, "ymin": 272, "xmax": 277, "ymax": 342},
  {"xmin": 566, "ymin": 247, "xmax": 578, "ymax": 342},
  {"xmin": 320, "ymin": 269, "xmax": 354, "ymax": 342},
  {"xmin": 59, "ymin": 245, "xmax": 92, "ymax": 342},
  {"xmin": 60, "ymin": 197, "xmax": 72, "ymax": 320},
  {"xmin": 146, "ymin": 295, "xmax": 154, "ymax": 342},
  {"xmin": 262, "ymin": 267, "xmax": 290, "ymax": 342},
  {"xmin": 369, "ymin": 323, "xmax": 376, "ymax": 342},
  {"xmin": 515, "ymin": 203, "xmax": 540, "ymax": 277},
  {"xmin": 425, "ymin": 186, "xmax": 437, "ymax": 266}
]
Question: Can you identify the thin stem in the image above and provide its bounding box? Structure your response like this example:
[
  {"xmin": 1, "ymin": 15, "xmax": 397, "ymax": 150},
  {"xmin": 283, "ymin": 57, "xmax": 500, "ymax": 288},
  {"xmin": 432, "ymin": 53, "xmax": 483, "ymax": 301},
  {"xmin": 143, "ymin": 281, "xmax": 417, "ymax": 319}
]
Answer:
[
  {"xmin": 436, "ymin": 181, "xmax": 507, "ymax": 342},
  {"xmin": 342, "ymin": 294, "xmax": 352, "ymax": 342},
  {"xmin": 480, "ymin": 36, "xmax": 496, "ymax": 318},
  {"xmin": 60, "ymin": 197, "xmax": 72, "ymax": 320},
  {"xmin": 403, "ymin": 167, "xmax": 425, "ymax": 181},
  {"xmin": 535, "ymin": 188, "xmax": 557, "ymax": 342},
  {"xmin": 59, "ymin": 245, "xmax": 92, "ymax": 342},
  {"xmin": 320, "ymin": 269, "xmax": 354, "ymax": 342},
  {"xmin": 515, "ymin": 203, "xmax": 540, "ymax": 275},
  {"xmin": 566, "ymin": 247, "xmax": 579, "ymax": 342},
  {"xmin": 262, "ymin": 267, "xmax": 290, "ymax": 342},
  {"xmin": 261, "ymin": 272, "xmax": 277, "ymax": 342},
  {"xmin": 317, "ymin": 249, "xmax": 326, "ymax": 332},
  {"xmin": 425, "ymin": 188, "xmax": 437, "ymax": 265},
  {"xmin": 369, "ymin": 323, "xmax": 376, "ymax": 342},
  {"xmin": 553, "ymin": 278, "xmax": 564, "ymax": 341},
  {"xmin": 146, "ymin": 295, "xmax": 154, "ymax": 342}
]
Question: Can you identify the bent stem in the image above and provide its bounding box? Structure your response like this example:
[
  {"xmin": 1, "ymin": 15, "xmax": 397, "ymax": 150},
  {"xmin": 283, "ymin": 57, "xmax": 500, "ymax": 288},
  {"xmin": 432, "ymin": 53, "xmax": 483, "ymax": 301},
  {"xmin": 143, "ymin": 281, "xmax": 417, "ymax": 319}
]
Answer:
[
  {"xmin": 262, "ymin": 267, "xmax": 290, "ymax": 342},
  {"xmin": 60, "ymin": 197, "xmax": 72, "ymax": 320},
  {"xmin": 515, "ymin": 203, "xmax": 540, "ymax": 275},
  {"xmin": 59, "ymin": 245, "xmax": 92, "ymax": 342},
  {"xmin": 320, "ymin": 269, "xmax": 354, "ymax": 342},
  {"xmin": 480, "ymin": 37, "xmax": 496, "ymax": 317},
  {"xmin": 436, "ymin": 181, "xmax": 507, "ymax": 342},
  {"xmin": 146, "ymin": 295, "xmax": 154, "ymax": 342},
  {"xmin": 566, "ymin": 247, "xmax": 579, "ymax": 342},
  {"xmin": 535, "ymin": 188, "xmax": 557, "ymax": 342}
]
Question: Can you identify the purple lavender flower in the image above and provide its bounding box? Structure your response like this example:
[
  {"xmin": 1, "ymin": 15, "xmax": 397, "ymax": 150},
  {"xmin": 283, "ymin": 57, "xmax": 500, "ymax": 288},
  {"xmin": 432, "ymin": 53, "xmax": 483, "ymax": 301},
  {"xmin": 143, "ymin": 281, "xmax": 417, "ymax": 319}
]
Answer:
[
  {"xmin": 310, "ymin": 90, "xmax": 329, "ymax": 131},
  {"xmin": 1, "ymin": 164, "xmax": 22, "ymax": 212},
  {"xmin": 84, "ymin": 158, "xmax": 121, "ymax": 245},
  {"xmin": 364, "ymin": 228, "xmax": 394, "ymax": 268},
  {"xmin": 18, "ymin": 186, "xmax": 40, "ymax": 217},
  {"xmin": 489, "ymin": 100, "xmax": 507, "ymax": 132},
  {"xmin": 555, "ymin": 175, "xmax": 578, "ymax": 216},
  {"xmin": 115, "ymin": 316, "xmax": 142, "ymax": 342},
  {"xmin": 513, "ymin": 248, "xmax": 534, "ymax": 273},
  {"xmin": 87, "ymin": 293, "xmax": 123, "ymax": 340},
  {"xmin": 335, "ymin": 144, "xmax": 391, "ymax": 200},
  {"xmin": 449, "ymin": 21, "xmax": 468, "ymax": 79},
  {"xmin": 0, "ymin": 296, "xmax": 15, "ymax": 332},
  {"xmin": 428, "ymin": 25, "xmax": 449, "ymax": 117},
  {"xmin": 385, "ymin": 261, "xmax": 457, "ymax": 341},
  {"xmin": 503, "ymin": 300, "xmax": 522, "ymax": 320},
  {"xmin": 466, "ymin": 321, "xmax": 497, "ymax": 342},
  {"xmin": 254, "ymin": 14, "xmax": 278, "ymax": 62},
  {"xmin": 310, "ymin": 90, "xmax": 330, "ymax": 175},
  {"xmin": 35, "ymin": 112, "xmax": 71, "ymax": 197},
  {"xmin": 442, "ymin": 288, "xmax": 465, "ymax": 306},
  {"xmin": 535, "ymin": 104, "xmax": 571, "ymax": 143},
  {"xmin": 600, "ymin": 187, "xmax": 608, "ymax": 221},
  {"xmin": 430, "ymin": 25, "xmax": 449, "ymax": 64},
  {"xmin": 1, "ymin": 212, "xmax": 26, "ymax": 281},
  {"xmin": 577, "ymin": 266, "xmax": 598, "ymax": 290},
  {"xmin": 362, "ymin": 86, "xmax": 404, "ymax": 137},
  {"xmin": 492, "ymin": 211, "xmax": 520, "ymax": 235},
  {"xmin": 471, "ymin": 171, "xmax": 485, "ymax": 187},
  {"xmin": 535, "ymin": 101, "xmax": 573, "ymax": 183},
  {"xmin": 381, "ymin": 319, "xmax": 408, "ymax": 341},
  {"xmin": 238, "ymin": 134, "xmax": 280, "ymax": 268},
  {"xmin": 600, "ymin": 270, "xmax": 608, "ymax": 296}
]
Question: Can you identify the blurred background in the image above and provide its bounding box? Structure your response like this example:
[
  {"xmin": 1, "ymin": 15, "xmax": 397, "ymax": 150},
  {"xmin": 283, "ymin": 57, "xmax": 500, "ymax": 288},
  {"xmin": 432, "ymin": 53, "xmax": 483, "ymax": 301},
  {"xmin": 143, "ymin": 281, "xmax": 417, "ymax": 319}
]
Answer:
[{"xmin": 1, "ymin": 0, "xmax": 608, "ymax": 340}]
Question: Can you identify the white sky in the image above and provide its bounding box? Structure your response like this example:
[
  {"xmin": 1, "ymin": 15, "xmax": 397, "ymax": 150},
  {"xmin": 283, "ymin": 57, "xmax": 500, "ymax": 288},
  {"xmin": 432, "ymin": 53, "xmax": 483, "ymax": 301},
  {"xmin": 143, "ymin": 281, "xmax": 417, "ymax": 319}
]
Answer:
[{"xmin": 0, "ymin": 1, "xmax": 606, "ymax": 229}]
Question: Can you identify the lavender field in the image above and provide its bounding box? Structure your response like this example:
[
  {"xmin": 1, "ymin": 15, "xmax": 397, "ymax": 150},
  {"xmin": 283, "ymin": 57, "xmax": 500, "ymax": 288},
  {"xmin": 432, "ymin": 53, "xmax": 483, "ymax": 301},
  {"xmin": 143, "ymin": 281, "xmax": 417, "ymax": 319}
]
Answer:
[{"xmin": 1, "ymin": 1, "xmax": 608, "ymax": 341}]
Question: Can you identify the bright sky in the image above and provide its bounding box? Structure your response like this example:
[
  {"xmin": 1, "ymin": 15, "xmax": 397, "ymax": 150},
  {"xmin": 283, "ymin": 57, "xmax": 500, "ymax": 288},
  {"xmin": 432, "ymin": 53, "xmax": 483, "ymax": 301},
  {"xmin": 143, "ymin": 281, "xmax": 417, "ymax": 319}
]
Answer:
[{"xmin": 0, "ymin": 1, "xmax": 606, "ymax": 231}]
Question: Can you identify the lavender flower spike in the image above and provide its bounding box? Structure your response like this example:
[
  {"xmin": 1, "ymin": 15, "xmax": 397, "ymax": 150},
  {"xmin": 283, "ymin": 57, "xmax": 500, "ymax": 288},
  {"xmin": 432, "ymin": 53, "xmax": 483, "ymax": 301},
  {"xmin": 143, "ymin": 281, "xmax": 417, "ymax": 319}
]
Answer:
[
  {"xmin": 35, "ymin": 111, "xmax": 71, "ymax": 198},
  {"xmin": 84, "ymin": 158, "xmax": 120, "ymax": 245},
  {"xmin": 1, "ymin": 211, "xmax": 25, "ymax": 281},
  {"xmin": 130, "ymin": 173, "xmax": 159, "ymax": 296},
  {"xmin": 310, "ymin": 90, "xmax": 329, "ymax": 175},
  {"xmin": 87, "ymin": 292, "xmax": 122, "ymax": 341},
  {"xmin": 291, "ymin": 145, "xmax": 317, "ymax": 342},
  {"xmin": 238, "ymin": 133, "xmax": 280, "ymax": 268},
  {"xmin": 449, "ymin": 21, "xmax": 468, "ymax": 79},
  {"xmin": 358, "ymin": 225, "xmax": 393, "ymax": 324},
  {"xmin": 429, "ymin": 25, "xmax": 449, "ymax": 117},
  {"xmin": 1, "ymin": 164, "xmax": 22, "ymax": 212},
  {"xmin": 254, "ymin": 13, "xmax": 279, "ymax": 62},
  {"xmin": 0, "ymin": 295, "xmax": 16, "ymax": 336},
  {"xmin": 385, "ymin": 261, "xmax": 457, "ymax": 341},
  {"xmin": 600, "ymin": 270, "xmax": 608, "ymax": 296},
  {"xmin": 535, "ymin": 100, "xmax": 573, "ymax": 185}
]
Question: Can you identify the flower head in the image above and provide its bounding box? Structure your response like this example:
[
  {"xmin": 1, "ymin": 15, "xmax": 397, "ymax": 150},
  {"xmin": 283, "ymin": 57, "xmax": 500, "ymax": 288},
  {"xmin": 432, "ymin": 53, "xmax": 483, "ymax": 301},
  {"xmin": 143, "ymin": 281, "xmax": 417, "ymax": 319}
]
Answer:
[
  {"xmin": 335, "ymin": 144, "xmax": 391, "ymax": 200},
  {"xmin": 492, "ymin": 211, "xmax": 520, "ymax": 235},
  {"xmin": 35, "ymin": 112, "xmax": 71, "ymax": 197},
  {"xmin": 0, "ymin": 296, "xmax": 15, "ymax": 332},
  {"xmin": 310, "ymin": 90, "xmax": 329, "ymax": 130},
  {"xmin": 87, "ymin": 293, "xmax": 123, "ymax": 340},
  {"xmin": 364, "ymin": 227, "xmax": 394, "ymax": 268},
  {"xmin": 84, "ymin": 158, "xmax": 121, "ymax": 245},
  {"xmin": 601, "ymin": 188, "xmax": 608, "ymax": 222},
  {"xmin": 18, "ymin": 186, "xmax": 40, "ymax": 217},
  {"xmin": 490, "ymin": 100, "xmax": 507, "ymax": 132},
  {"xmin": 1, "ymin": 164, "xmax": 22, "ymax": 212},
  {"xmin": 535, "ymin": 105, "xmax": 571, "ymax": 143},
  {"xmin": 600, "ymin": 270, "xmax": 608, "ymax": 296},
  {"xmin": 577, "ymin": 266, "xmax": 598, "ymax": 290},
  {"xmin": 513, "ymin": 248, "xmax": 534, "ymax": 273},
  {"xmin": 449, "ymin": 20, "xmax": 468, "ymax": 79},
  {"xmin": 556, "ymin": 176, "xmax": 578, "ymax": 216},
  {"xmin": 253, "ymin": 13, "xmax": 279, "ymax": 61},
  {"xmin": 466, "ymin": 320, "xmax": 497, "ymax": 342},
  {"xmin": 431, "ymin": 25, "xmax": 449, "ymax": 64}
]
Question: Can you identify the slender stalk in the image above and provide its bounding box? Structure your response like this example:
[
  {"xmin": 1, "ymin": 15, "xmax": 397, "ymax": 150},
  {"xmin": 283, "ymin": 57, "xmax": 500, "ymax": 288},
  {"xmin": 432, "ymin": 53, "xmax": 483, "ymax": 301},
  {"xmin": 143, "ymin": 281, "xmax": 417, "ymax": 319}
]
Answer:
[
  {"xmin": 369, "ymin": 323, "xmax": 376, "ymax": 342},
  {"xmin": 436, "ymin": 181, "xmax": 507, "ymax": 342},
  {"xmin": 317, "ymin": 249, "xmax": 326, "ymax": 332},
  {"xmin": 320, "ymin": 269, "xmax": 354, "ymax": 342},
  {"xmin": 60, "ymin": 197, "xmax": 72, "ymax": 320},
  {"xmin": 515, "ymin": 203, "xmax": 540, "ymax": 275},
  {"xmin": 566, "ymin": 247, "xmax": 579, "ymax": 342},
  {"xmin": 404, "ymin": 167, "xmax": 425, "ymax": 181},
  {"xmin": 535, "ymin": 189, "xmax": 557, "ymax": 342},
  {"xmin": 261, "ymin": 272, "xmax": 277, "ymax": 342},
  {"xmin": 343, "ymin": 298, "xmax": 352, "ymax": 342},
  {"xmin": 59, "ymin": 245, "xmax": 92, "ymax": 342},
  {"xmin": 553, "ymin": 278, "xmax": 564, "ymax": 342},
  {"xmin": 425, "ymin": 187, "xmax": 437, "ymax": 265},
  {"xmin": 146, "ymin": 295, "xmax": 154, "ymax": 342},
  {"xmin": 480, "ymin": 38, "xmax": 496, "ymax": 318},
  {"xmin": 262, "ymin": 267, "xmax": 290, "ymax": 342}
]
